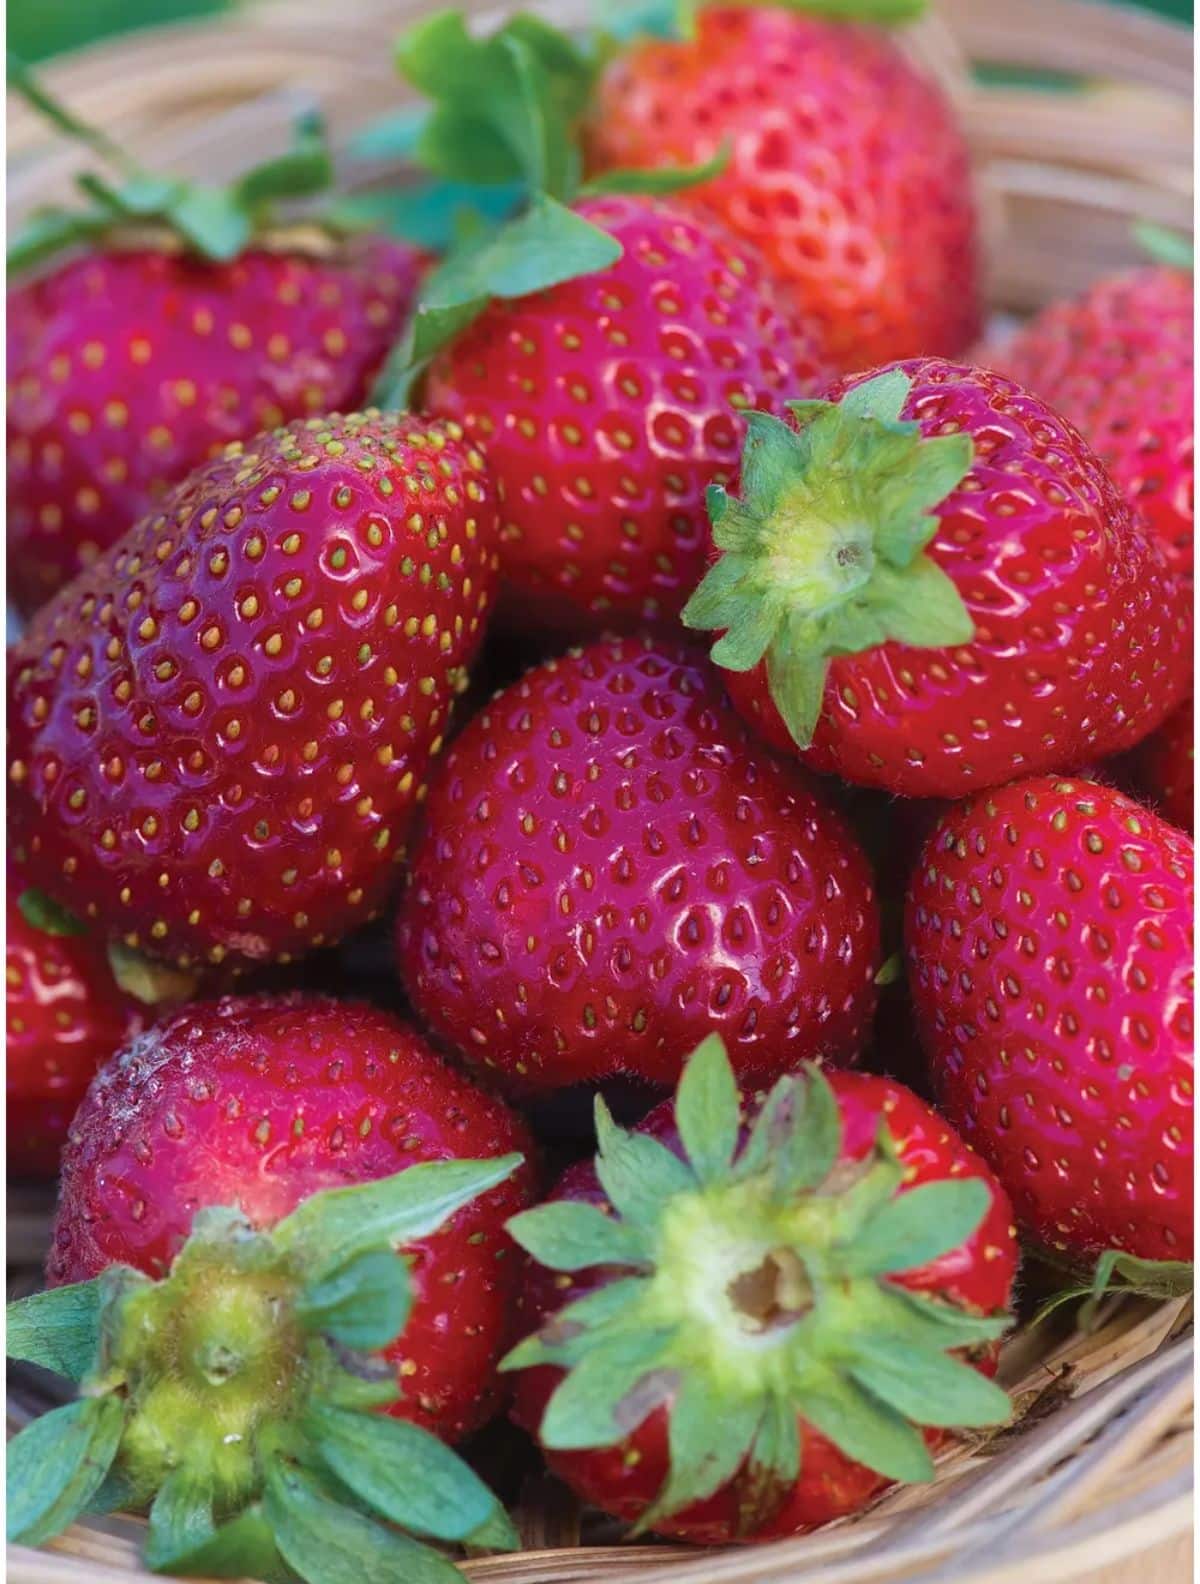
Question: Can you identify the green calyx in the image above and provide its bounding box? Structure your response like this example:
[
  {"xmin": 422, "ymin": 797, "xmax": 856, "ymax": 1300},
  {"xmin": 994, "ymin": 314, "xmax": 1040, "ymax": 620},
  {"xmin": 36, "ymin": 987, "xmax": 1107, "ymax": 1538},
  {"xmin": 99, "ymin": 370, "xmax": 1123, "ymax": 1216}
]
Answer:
[
  {"xmin": 9, "ymin": 54, "xmax": 338, "ymax": 275},
  {"xmin": 682, "ymin": 369, "xmax": 976, "ymax": 750},
  {"xmin": 503, "ymin": 1035, "xmax": 1010, "ymax": 1534},
  {"xmin": 7, "ymin": 1155, "xmax": 523, "ymax": 1582},
  {"xmin": 1033, "ymin": 1249, "xmax": 1194, "ymax": 1330},
  {"xmin": 18, "ymin": 887, "xmax": 88, "ymax": 938},
  {"xmin": 369, "ymin": 10, "xmax": 730, "ymax": 406}
]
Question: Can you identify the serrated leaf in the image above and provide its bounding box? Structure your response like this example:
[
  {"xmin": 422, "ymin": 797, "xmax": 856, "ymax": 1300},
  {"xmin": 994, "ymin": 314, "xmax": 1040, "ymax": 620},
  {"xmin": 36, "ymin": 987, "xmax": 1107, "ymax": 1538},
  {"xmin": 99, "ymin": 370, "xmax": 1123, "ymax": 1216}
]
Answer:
[
  {"xmin": 580, "ymin": 141, "xmax": 731, "ymax": 197},
  {"xmin": 6, "ymin": 1396, "xmax": 125, "ymax": 1546},
  {"xmin": 155, "ymin": 1504, "xmax": 288, "ymax": 1583},
  {"xmin": 6, "ymin": 1280, "xmax": 102, "ymax": 1381},
  {"xmin": 539, "ymin": 1327, "xmax": 679, "ymax": 1449},
  {"xmin": 305, "ymin": 1403, "xmax": 517, "ymax": 1550},
  {"xmin": 506, "ymin": 1200, "xmax": 650, "ymax": 1271},
  {"xmin": 635, "ymin": 1376, "xmax": 763, "ymax": 1531},
  {"xmin": 801, "ymin": 1377, "xmax": 934, "ymax": 1484},
  {"xmin": 17, "ymin": 887, "xmax": 88, "ymax": 938},
  {"xmin": 837, "ymin": 1178, "xmax": 992, "ymax": 1277},
  {"xmin": 264, "ymin": 1461, "xmax": 464, "ymax": 1584},
  {"xmin": 865, "ymin": 554, "xmax": 974, "ymax": 652},
  {"xmin": 678, "ymin": 550, "xmax": 754, "ymax": 630},
  {"xmin": 428, "ymin": 192, "xmax": 621, "ymax": 305},
  {"xmin": 143, "ymin": 1468, "xmax": 215, "ymax": 1571},
  {"xmin": 273, "ymin": 1153, "xmax": 522, "ymax": 1278},
  {"xmin": 295, "ymin": 1250, "xmax": 412, "ymax": 1349},
  {"xmin": 594, "ymin": 1098, "xmax": 696, "ymax": 1227},
  {"xmin": 709, "ymin": 599, "xmax": 780, "ymax": 673},
  {"xmin": 849, "ymin": 1338, "xmax": 1011, "ymax": 1429},
  {"xmin": 674, "ymin": 1034, "xmax": 741, "ymax": 1184}
]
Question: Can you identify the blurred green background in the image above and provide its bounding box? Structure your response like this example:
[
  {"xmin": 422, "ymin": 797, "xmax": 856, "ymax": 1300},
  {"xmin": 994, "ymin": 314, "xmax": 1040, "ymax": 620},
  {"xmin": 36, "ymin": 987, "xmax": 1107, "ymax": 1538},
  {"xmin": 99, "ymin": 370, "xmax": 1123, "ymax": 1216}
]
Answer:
[{"xmin": 7, "ymin": 0, "xmax": 1193, "ymax": 62}]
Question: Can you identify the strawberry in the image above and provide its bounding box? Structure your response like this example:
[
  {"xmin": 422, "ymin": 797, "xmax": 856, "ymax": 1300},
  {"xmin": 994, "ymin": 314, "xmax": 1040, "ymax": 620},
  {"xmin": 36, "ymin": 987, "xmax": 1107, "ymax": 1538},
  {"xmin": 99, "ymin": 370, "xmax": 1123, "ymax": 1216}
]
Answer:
[
  {"xmin": 1130, "ymin": 697, "xmax": 1193, "ymax": 834},
  {"xmin": 585, "ymin": 4, "xmax": 980, "ymax": 373},
  {"xmin": 47, "ymin": 991, "xmax": 536, "ymax": 1445},
  {"xmin": 989, "ymin": 265, "xmax": 1193, "ymax": 580},
  {"xmin": 503, "ymin": 1035, "xmax": 1016, "ymax": 1542},
  {"xmin": 422, "ymin": 193, "xmax": 825, "ymax": 633},
  {"xmin": 10, "ymin": 995, "xmax": 526, "ymax": 1578},
  {"xmin": 8, "ymin": 410, "xmax": 499, "ymax": 974},
  {"xmin": 7, "ymin": 877, "xmax": 144, "ymax": 1178},
  {"xmin": 684, "ymin": 360, "xmax": 1192, "ymax": 798},
  {"xmin": 905, "ymin": 776, "xmax": 1194, "ymax": 1264},
  {"xmin": 395, "ymin": 635, "xmax": 881, "ymax": 1097},
  {"xmin": 6, "ymin": 65, "xmax": 427, "ymax": 615}
]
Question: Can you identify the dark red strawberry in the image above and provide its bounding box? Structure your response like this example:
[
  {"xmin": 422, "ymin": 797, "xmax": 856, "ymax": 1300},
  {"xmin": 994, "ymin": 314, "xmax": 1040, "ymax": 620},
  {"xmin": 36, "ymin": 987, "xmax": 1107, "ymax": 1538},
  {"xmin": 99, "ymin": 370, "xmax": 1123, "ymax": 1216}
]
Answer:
[
  {"xmin": 7, "ymin": 876, "xmax": 144, "ymax": 1178},
  {"xmin": 585, "ymin": 4, "xmax": 980, "ymax": 373},
  {"xmin": 504, "ymin": 1035, "xmax": 1016, "ymax": 1542},
  {"xmin": 48, "ymin": 992, "xmax": 535, "ymax": 1444},
  {"xmin": 423, "ymin": 193, "xmax": 825, "ymax": 634},
  {"xmin": 395, "ymin": 635, "xmax": 881, "ymax": 1097},
  {"xmin": 8, "ymin": 411, "xmax": 499, "ymax": 974},
  {"xmin": 906, "ymin": 775, "xmax": 1194, "ymax": 1264},
  {"xmin": 9, "ymin": 239, "xmax": 426, "ymax": 615},
  {"xmin": 1130, "ymin": 697, "xmax": 1194, "ymax": 834},
  {"xmin": 684, "ymin": 360, "xmax": 1191, "ymax": 798},
  {"xmin": 990, "ymin": 266, "xmax": 1193, "ymax": 580}
]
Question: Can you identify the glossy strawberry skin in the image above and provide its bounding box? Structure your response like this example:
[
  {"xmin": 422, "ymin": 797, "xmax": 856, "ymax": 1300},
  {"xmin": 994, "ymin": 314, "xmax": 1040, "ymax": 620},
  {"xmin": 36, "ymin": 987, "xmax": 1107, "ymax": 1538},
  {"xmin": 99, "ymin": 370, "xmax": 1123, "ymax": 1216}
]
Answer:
[
  {"xmin": 47, "ymin": 993, "xmax": 535, "ymax": 1444},
  {"xmin": 1131, "ymin": 697, "xmax": 1193, "ymax": 834},
  {"xmin": 906, "ymin": 776, "xmax": 1194, "ymax": 1262},
  {"xmin": 424, "ymin": 194, "xmax": 826, "ymax": 634},
  {"xmin": 722, "ymin": 359, "xmax": 1192, "ymax": 798},
  {"xmin": 8, "ymin": 412, "xmax": 499, "ymax": 973},
  {"xmin": 7, "ymin": 873, "xmax": 144, "ymax": 1179},
  {"xmin": 511, "ymin": 1070, "xmax": 1016, "ymax": 1541},
  {"xmin": 396, "ymin": 636, "xmax": 881, "ymax": 1096},
  {"xmin": 7, "ymin": 238, "xmax": 427, "ymax": 616},
  {"xmin": 992, "ymin": 267, "xmax": 1193, "ymax": 580},
  {"xmin": 586, "ymin": 8, "xmax": 980, "ymax": 373}
]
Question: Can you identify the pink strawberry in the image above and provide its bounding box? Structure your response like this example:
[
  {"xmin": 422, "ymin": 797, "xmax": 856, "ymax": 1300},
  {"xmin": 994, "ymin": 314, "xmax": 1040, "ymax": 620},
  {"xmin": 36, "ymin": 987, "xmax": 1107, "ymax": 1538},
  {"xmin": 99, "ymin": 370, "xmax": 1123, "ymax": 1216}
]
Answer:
[
  {"xmin": 8, "ymin": 411, "xmax": 499, "ymax": 973},
  {"xmin": 684, "ymin": 360, "xmax": 1191, "ymax": 798},
  {"xmin": 906, "ymin": 775, "xmax": 1193, "ymax": 1263},
  {"xmin": 990, "ymin": 266, "xmax": 1193, "ymax": 580},
  {"xmin": 504, "ymin": 1036, "xmax": 1016, "ymax": 1542},
  {"xmin": 1130, "ymin": 697, "xmax": 1193, "ymax": 834},
  {"xmin": 396, "ymin": 635, "xmax": 881, "ymax": 1096}
]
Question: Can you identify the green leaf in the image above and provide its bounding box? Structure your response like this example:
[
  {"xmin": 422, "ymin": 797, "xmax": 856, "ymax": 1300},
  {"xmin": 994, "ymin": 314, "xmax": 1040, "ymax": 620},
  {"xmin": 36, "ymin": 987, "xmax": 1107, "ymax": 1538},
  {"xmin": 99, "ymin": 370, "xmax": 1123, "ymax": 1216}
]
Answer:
[
  {"xmin": 8, "ymin": 52, "xmax": 136, "ymax": 173},
  {"xmin": 143, "ymin": 1468, "xmax": 215, "ymax": 1571},
  {"xmin": 305, "ymin": 1402, "xmax": 517, "ymax": 1550},
  {"xmin": 505, "ymin": 1200, "xmax": 650, "ymax": 1271},
  {"xmin": 1078, "ymin": 1249, "xmax": 1194, "ymax": 1328},
  {"xmin": 233, "ymin": 111, "xmax": 333, "ymax": 207},
  {"xmin": 635, "ymin": 1375, "xmax": 763, "ymax": 1531},
  {"xmin": 500, "ymin": 1276, "xmax": 648, "ymax": 1372},
  {"xmin": 837, "ymin": 1178, "xmax": 992, "ymax": 1277},
  {"xmin": 863, "ymin": 556, "xmax": 974, "ymax": 652},
  {"xmin": 801, "ymin": 1377, "xmax": 934, "ymax": 1484},
  {"xmin": 273, "ymin": 1152, "xmax": 523, "ymax": 1278},
  {"xmin": 764, "ymin": 640, "xmax": 829, "ymax": 750},
  {"xmin": 680, "ymin": 550, "xmax": 755, "ymax": 630},
  {"xmin": 593, "ymin": 1097, "xmax": 696, "ymax": 1227},
  {"xmin": 295, "ymin": 1250, "xmax": 412, "ymax": 1349},
  {"xmin": 165, "ymin": 187, "xmax": 253, "ymax": 263},
  {"xmin": 427, "ymin": 192, "xmax": 621, "ymax": 305},
  {"xmin": 539, "ymin": 1327, "xmax": 679, "ymax": 1450},
  {"xmin": 6, "ymin": 1280, "xmax": 102, "ymax": 1380},
  {"xmin": 874, "ymin": 953, "xmax": 902, "ymax": 987},
  {"xmin": 708, "ymin": 598, "xmax": 780, "ymax": 673},
  {"xmin": 153, "ymin": 1505, "xmax": 288, "ymax": 1583},
  {"xmin": 848, "ymin": 1339, "xmax": 1011, "ymax": 1429},
  {"xmin": 737, "ymin": 1396, "xmax": 801, "ymax": 1535},
  {"xmin": 6, "ymin": 1396, "xmax": 125, "ymax": 1546},
  {"xmin": 264, "ymin": 1460, "xmax": 465, "ymax": 1584},
  {"xmin": 828, "ymin": 369, "xmax": 913, "ymax": 425},
  {"xmin": 1133, "ymin": 221, "xmax": 1194, "ymax": 273},
  {"xmin": 882, "ymin": 1287, "xmax": 1011, "ymax": 1351},
  {"xmin": 8, "ymin": 207, "xmax": 107, "ymax": 275},
  {"xmin": 580, "ymin": 141, "xmax": 731, "ymax": 198},
  {"xmin": 737, "ymin": 1066, "xmax": 842, "ymax": 1198},
  {"xmin": 775, "ymin": 0, "xmax": 926, "ymax": 19},
  {"xmin": 673, "ymin": 1033, "xmax": 741, "ymax": 1185},
  {"xmin": 347, "ymin": 106, "xmax": 428, "ymax": 162},
  {"xmin": 331, "ymin": 180, "xmax": 523, "ymax": 253},
  {"xmin": 18, "ymin": 888, "xmax": 88, "ymax": 938}
]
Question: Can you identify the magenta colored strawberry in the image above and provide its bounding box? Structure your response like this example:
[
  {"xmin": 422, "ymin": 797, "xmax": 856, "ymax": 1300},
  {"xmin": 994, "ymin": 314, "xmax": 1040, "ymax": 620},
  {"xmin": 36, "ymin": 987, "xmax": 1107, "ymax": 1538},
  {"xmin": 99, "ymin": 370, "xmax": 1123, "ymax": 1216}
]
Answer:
[
  {"xmin": 6, "ymin": 67, "xmax": 426, "ymax": 616},
  {"xmin": 396, "ymin": 635, "xmax": 881, "ymax": 1097},
  {"xmin": 906, "ymin": 775, "xmax": 1194, "ymax": 1264},
  {"xmin": 684, "ymin": 360, "xmax": 1191, "ymax": 798},
  {"xmin": 1131, "ymin": 696, "xmax": 1193, "ymax": 834},
  {"xmin": 48, "ymin": 991, "xmax": 535, "ymax": 1444},
  {"xmin": 586, "ymin": 3, "xmax": 980, "ymax": 373},
  {"xmin": 7, "ymin": 876, "xmax": 144, "ymax": 1178},
  {"xmin": 503, "ymin": 1035, "xmax": 1016, "ymax": 1542},
  {"xmin": 991, "ymin": 265, "xmax": 1193, "ymax": 580},
  {"xmin": 8, "ymin": 411, "xmax": 499, "ymax": 974},
  {"xmin": 10, "ymin": 993, "xmax": 525, "ymax": 1575}
]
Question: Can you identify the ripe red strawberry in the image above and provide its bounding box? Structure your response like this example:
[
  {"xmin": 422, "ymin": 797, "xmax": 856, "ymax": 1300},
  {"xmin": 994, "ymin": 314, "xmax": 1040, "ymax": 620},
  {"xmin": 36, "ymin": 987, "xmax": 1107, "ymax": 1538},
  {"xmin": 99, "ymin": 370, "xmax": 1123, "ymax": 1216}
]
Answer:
[
  {"xmin": 990, "ymin": 266, "xmax": 1193, "ymax": 580},
  {"xmin": 9, "ymin": 239, "xmax": 427, "ymax": 615},
  {"xmin": 906, "ymin": 776, "xmax": 1194, "ymax": 1263},
  {"xmin": 7, "ymin": 876, "xmax": 144, "ymax": 1178},
  {"xmin": 48, "ymin": 992, "xmax": 535, "ymax": 1444},
  {"xmin": 395, "ymin": 635, "xmax": 881, "ymax": 1096},
  {"xmin": 504, "ymin": 1036, "xmax": 1016, "ymax": 1542},
  {"xmin": 684, "ymin": 360, "xmax": 1191, "ymax": 798},
  {"xmin": 1130, "ymin": 697, "xmax": 1193, "ymax": 834},
  {"xmin": 8, "ymin": 411, "xmax": 500, "ymax": 974},
  {"xmin": 423, "ymin": 193, "xmax": 826, "ymax": 634},
  {"xmin": 586, "ymin": 5, "xmax": 980, "ymax": 373}
]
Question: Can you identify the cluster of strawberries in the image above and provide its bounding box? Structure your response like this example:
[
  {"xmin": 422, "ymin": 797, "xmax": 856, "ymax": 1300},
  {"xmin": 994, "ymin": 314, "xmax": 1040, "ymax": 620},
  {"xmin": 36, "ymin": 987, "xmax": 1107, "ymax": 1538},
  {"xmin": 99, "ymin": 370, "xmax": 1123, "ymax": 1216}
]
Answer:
[{"xmin": 6, "ymin": 4, "xmax": 1193, "ymax": 1580}]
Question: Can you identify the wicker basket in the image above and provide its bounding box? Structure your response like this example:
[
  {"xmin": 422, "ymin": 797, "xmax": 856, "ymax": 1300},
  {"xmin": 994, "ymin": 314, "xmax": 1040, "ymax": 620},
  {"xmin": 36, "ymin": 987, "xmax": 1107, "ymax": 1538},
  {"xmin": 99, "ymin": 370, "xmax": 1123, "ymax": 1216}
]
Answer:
[{"xmin": 6, "ymin": 2, "xmax": 1194, "ymax": 1582}]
